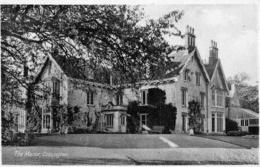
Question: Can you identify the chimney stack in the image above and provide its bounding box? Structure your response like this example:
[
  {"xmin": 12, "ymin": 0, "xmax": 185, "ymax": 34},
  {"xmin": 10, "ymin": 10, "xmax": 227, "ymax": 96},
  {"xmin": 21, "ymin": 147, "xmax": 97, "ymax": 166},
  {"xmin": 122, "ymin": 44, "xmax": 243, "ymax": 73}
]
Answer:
[
  {"xmin": 209, "ymin": 40, "xmax": 218, "ymax": 65},
  {"xmin": 185, "ymin": 25, "xmax": 196, "ymax": 48}
]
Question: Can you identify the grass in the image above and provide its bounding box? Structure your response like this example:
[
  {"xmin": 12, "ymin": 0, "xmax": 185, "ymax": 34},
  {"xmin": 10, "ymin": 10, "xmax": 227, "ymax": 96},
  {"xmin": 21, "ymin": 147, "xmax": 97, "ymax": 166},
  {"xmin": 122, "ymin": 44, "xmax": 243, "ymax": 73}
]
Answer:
[{"xmin": 196, "ymin": 134, "xmax": 259, "ymax": 148}]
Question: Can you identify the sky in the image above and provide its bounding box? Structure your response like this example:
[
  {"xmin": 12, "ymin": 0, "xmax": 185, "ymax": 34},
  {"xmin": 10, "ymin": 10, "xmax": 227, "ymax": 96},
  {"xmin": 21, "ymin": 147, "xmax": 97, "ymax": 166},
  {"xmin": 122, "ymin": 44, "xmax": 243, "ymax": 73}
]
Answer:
[{"xmin": 143, "ymin": 4, "xmax": 258, "ymax": 85}]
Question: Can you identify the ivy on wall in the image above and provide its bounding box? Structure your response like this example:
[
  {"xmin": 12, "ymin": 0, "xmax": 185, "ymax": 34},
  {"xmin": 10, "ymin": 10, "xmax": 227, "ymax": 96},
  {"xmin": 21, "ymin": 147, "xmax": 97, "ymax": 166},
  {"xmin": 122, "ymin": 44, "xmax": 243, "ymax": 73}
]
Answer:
[{"xmin": 127, "ymin": 88, "xmax": 177, "ymax": 133}]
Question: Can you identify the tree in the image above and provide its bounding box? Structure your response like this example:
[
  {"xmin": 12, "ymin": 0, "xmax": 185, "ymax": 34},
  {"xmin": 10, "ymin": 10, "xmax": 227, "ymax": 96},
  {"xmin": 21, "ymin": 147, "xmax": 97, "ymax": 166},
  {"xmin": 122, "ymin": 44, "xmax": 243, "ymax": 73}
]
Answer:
[
  {"xmin": 127, "ymin": 88, "xmax": 177, "ymax": 133},
  {"xmin": 1, "ymin": 5, "xmax": 184, "ymax": 133},
  {"xmin": 227, "ymin": 72, "xmax": 259, "ymax": 113},
  {"xmin": 147, "ymin": 88, "xmax": 166, "ymax": 106},
  {"xmin": 188, "ymin": 100, "xmax": 203, "ymax": 133}
]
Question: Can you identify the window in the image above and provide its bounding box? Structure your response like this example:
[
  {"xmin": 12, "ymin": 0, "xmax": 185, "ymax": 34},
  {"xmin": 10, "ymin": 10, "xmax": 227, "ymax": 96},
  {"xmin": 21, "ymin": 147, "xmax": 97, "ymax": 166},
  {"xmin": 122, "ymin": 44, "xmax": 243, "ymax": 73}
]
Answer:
[
  {"xmin": 181, "ymin": 88, "xmax": 187, "ymax": 106},
  {"xmin": 116, "ymin": 94, "xmax": 123, "ymax": 105},
  {"xmin": 43, "ymin": 109, "xmax": 51, "ymax": 129},
  {"xmin": 140, "ymin": 114, "xmax": 147, "ymax": 125},
  {"xmin": 87, "ymin": 92, "xmax": 94, "ymax": 105},
  {"xmin": 217, "ymin": 90, "xmax": 224, "ymax": 106},
  {"xmin": 200, "ymin": 92, "xmax": 205, "ymax": 109},
  {"xmin": 212, "ymin": 89, "xmax": 224, "ymax": 107},
  {"xmin": 48, "ymin": 61, "xmax": 52, "ymax": 74},
  {"xmin": 212, "ymin": 89, "xmax": 216, "ymax": 106},
  {"xmin": 241, "ymin": 120, "xmax": 244, "ymax": 126},
  {"xmin": 249, "ymin": 119, "xmax": 259, "ymax": 125},
  {"xmin": 245, "ymin": 120, "xmax": 248, "ymax": 126},
  {"xmin": 121, "ymin": 115, "xmax": 126, "ymax": 126},
  {"xmin": 184, "ymin": 69, "xmax": 189, "ymax": 81},
  {"xmin": 141, "ymin": 90, "xmax": 148, "ymax": 105},
  {"xmin": 106, "ymin": 114, "xmax": 114, "ymax": 127},
  {"xmin": 217, "ymin": 113, "xmax": 223, "ymax": 132},
  {"xmin": 212, "ymin": 114, "xmax": 215, "ymax": 132},
  {"xmin": 196, "ymin": 72, "xmax": 201, "ymax": 86},
  {"xmin": 52, "ymin": 80, "xmax": 60, "ymax": 99}
]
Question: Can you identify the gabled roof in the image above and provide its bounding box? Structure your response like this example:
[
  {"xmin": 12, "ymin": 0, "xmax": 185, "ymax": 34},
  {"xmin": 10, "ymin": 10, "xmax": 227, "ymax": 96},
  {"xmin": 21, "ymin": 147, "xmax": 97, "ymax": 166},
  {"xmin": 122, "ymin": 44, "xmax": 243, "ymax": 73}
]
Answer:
[
  {"xmin": 205, "ymin": 63, "xmax": 218, "ymax": 79},
  {"xmin": 35, "ymin": 53, "xmax": 111, "ymax": 85},
  {"xmin": 159, "ymin": 47, "xmax": 210, "ymax": 83},
  {"xmin": 205, "ymin": 59, "xmax": 229, "ymax": 92}
]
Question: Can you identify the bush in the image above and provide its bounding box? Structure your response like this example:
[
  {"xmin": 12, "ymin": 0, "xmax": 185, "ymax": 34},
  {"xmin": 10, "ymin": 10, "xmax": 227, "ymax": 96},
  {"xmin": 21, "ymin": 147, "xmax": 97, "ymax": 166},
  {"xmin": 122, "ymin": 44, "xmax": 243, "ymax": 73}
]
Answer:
[
  {"xmin": 2, "ymin": 131, "xmax": 36, "ymax": 146},
  {"xmin": 226, "ymin": 118, "xmax": 238, "ymax": 132},
  {"xmin": 226, "ymin": 131, "xmax": 250, "ymax": 136}
]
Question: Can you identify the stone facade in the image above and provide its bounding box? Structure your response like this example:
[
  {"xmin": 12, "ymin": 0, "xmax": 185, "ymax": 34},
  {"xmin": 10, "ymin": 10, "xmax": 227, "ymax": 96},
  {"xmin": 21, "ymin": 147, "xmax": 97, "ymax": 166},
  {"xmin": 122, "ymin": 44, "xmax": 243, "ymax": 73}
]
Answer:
[{"xmin": 23, "ymin": 25, "xmax": 229, "ymax": 134}]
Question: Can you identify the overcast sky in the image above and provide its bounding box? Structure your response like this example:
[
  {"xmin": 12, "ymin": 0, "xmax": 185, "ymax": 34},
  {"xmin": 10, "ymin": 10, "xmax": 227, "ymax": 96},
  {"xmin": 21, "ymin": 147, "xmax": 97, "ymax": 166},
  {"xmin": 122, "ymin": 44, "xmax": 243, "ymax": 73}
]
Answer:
[{"xmin": 143, "ymin": 4, "xmax": 258, "ymax": 85}]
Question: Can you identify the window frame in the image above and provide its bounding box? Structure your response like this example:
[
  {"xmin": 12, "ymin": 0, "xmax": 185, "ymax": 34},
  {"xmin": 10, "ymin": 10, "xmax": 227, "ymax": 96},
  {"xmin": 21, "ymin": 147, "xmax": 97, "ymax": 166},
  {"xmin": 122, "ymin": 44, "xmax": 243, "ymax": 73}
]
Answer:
[
  {"xmin": 200, "ymin": 92, "xmax": 205, "ymax": 109},
  {"xmin": 140, "ymin": 113, "xmax": 148, "ymax": 126},
  {"xmin": 86, "ymin": 92, "xmax": 94, "ymax": 105},
  {"xmin": 121, "ymin": 115, "xmax": 126, "ymax": 126},
  {"xmin": 181, "ymin": 88, "xmax": 188, "ymax": 107},
  {"xmin": 196, "ymin": 72, "xmax": 201, "ymax": 86},
  {"xmin": 184, "ymin": 69, "xmax": 189, "ymax": 81},
  {"xmin": 116, "ymin": 94, "xmax": 123, "ymax": 105},
  {"xmin": 141, "ymin": 90, "xmax": 148, "ymax": 105},
  {"xmin": 106, "ymin": 114, "xmax": 114, "ymax": 127},
  {"xmin": 241, "ymin": 119, "xmax": 244, "ymax": 126},
  {"xmin": 245, "ymin": 119, "xmax": 248, "ymax": 126},
  {"xmin": 52, "ymin": 79, "xmax": 60, "ymax": 100}
]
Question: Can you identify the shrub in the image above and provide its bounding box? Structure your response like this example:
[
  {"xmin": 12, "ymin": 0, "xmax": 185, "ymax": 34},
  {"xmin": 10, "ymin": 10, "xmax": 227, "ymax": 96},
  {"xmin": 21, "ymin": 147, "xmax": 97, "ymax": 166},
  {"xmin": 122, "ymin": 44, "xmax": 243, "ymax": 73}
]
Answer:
[
  {"xmin": 2, "ymin": 131, "xmax": 36, "ymax": 146},
  {"xmin": 226, "ymin": 118, "xmax": 238, "ymax": 132},
  {"xmin": 226, "ymin": 131, "xmax": 250, "ymax": 136}
]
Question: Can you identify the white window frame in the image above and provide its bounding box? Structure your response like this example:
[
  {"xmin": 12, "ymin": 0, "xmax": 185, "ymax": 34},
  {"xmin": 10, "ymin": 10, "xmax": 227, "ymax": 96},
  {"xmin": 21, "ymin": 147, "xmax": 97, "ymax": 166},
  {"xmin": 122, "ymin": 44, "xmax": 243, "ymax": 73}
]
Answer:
[
  {"xmin": 140, "ymin": 113, "xmax": 148, "ymax": 126},
  {"xmin": 241, "ymin": 120, "xmax": 244, "ymax": 126},
  {"xmin": 217, "ymin": 90, "xmax": 224, "ymax": 107},
  {"xmin": 196, "ymin": 72, "xmax": 201, "ymax": 86},
  {"xmin": 121, "ymin": 115, "xmax": 126, "ymax": 126},
  {"xmin": 106, "ymin": 114, "xmax": 114, "ymax": 127},
  {"xmin": 216, "ymin": 113, "xmax": 223, "ymax": 132},
  {"xmin": 200, "ymin": 92, "xmax": 205, "ymax": 109},
  {"xmin": 52, "ymin": 79, "xmax": 60, "ymax": 100},
  {"xmin": 116, "ymin": 94, "xmax": 123, "ymax": 105},
  {"xmin": 184, "ymin": 69, "xmax": 189, "ymax": 81},
  {"xmin": 181, "ymin": 88, "xmax": 187, "ymax": 107},
  {"xmin": 43, "ymin": 113, "xmax": 51, "ymax": 129},
  {"xmin": 245, "ymin": 120, "xmax": 248, "ymax": 126},
  {"xmin": 87, "ymin": 92, "xmax": 94, "ymax": 105},
  {"xmin": 141, "ymin": 90, "xmax": 148, "ymax": 105}
]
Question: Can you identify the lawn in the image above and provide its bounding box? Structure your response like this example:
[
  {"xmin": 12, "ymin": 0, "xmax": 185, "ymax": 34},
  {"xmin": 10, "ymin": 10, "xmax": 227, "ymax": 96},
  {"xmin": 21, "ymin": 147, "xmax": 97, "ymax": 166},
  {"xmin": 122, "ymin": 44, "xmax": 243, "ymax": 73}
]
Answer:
[
  {"xmin": 34, "ymin": 134, "xmax": 244, "ymax": 149},
  {"xmin": 196, "ymin": 135, "xmax": 259, "ymax": 148}
]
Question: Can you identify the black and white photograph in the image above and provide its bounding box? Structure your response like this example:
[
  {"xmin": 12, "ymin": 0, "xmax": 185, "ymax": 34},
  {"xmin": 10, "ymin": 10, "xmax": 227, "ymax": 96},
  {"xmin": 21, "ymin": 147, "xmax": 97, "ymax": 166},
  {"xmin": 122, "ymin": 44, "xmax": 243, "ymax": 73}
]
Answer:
[{"xmin": 1, "ymin": 0, "xmax": 259, "ymax": 165}]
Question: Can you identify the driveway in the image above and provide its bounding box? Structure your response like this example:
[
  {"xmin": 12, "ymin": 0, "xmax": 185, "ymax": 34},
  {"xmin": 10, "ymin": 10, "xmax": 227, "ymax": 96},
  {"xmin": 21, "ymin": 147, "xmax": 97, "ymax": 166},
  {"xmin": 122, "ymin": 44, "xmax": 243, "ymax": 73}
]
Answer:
[{"xmin": 35, "ymin": 134, "xmax": 244, "ymax": 149}]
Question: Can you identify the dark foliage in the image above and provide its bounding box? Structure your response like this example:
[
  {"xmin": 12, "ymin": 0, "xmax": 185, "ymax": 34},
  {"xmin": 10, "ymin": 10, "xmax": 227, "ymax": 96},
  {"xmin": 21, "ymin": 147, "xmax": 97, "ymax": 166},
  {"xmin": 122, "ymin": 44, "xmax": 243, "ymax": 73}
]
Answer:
[
  {"xmin": 188, "ymin": 100, "xmax": 203, "ymax": 133},
  {"xmin": 226, "ymin": 131, "xmax": 251, "ymax": 136},
  {"xmin": 226, "ymin": 118, "xmax": 238, "ymax": 132},
  {"xmin": 127, "ymin": 88, "xmax": 177, "ymax": 133},
  {"xmin": 147, "ymin": 88, "xmax": 166, "ymax": 106}
]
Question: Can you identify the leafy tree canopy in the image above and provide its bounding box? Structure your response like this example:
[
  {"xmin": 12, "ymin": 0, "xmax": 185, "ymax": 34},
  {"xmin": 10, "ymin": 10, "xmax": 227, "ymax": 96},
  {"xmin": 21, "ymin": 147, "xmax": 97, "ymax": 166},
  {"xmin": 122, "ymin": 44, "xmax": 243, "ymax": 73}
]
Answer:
[
  {"xmin": 227, "ymin": 72, "xmax": 259, "ymax": 113},
  {"xmin": 1, "ymin": 5, "xmax": 184, "ymax": 88}
]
